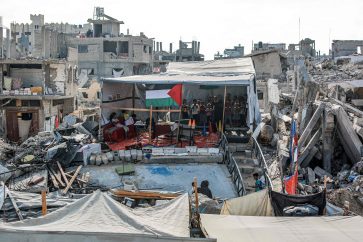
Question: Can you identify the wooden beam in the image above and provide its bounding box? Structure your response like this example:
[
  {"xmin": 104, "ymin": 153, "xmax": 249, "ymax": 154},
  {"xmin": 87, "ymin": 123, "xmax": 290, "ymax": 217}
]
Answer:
[
  {"xmin": 62, "ymin": 165, "xmax": 82, "ymax": 195},
  {"xmin": 7, "ymin": 188, "xmax": 23, "ymax": 220},
  {"xmin": 57, "ymin": 161, "xmax": 69, "ymax": 186},
  {"xmin": 298, "ymin": 102, "xmax": 325, "ymax": 150},
  {"xmin": 65, "ymin": 173, "xmax": 87, "ymax": 183},
  {"xmin": 41, "ymin": 190, "xmax": 47, "ymax": 216}
]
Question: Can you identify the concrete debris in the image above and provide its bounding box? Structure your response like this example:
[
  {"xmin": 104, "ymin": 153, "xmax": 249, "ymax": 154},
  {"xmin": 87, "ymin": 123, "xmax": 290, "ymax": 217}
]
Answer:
[{"xmin": 256, "ymin": 53, "xmax": 363, "ymax": 216}]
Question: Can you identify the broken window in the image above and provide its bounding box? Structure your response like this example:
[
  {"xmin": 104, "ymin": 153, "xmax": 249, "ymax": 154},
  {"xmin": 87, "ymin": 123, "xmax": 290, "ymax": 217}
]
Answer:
[
  {"xmin": 143, "ymin": 46, "xmax": 148, "ymax": 53},
  {"xmin": 53, "ymin": 100, "xmax": 64, "ymax": 106},
  {"xmin": 119, "ymin": 41, "xmax": 129, "ymax": 56},
  {"xmin": 103, "ymin": 41, "xmax": 117, "ymax": 54},
  {"xmin": 78, "ymin": 45, "xmax": 88, "ymax": 53},
  {"xmin": 68, "ymin": 68, "xmax": 72, "ymax": 83},
  {"xmin": 257, "ymin": 91, "xmax": 264, "ymax": 100},
  {"xmin": 149, "ymin": 46, "xmax": 152, "ymax": 54},
  {"xmin": 82, "ymin": 92, "xmax": 88, "ymax": 98},
  {"xmin": 80, "ymin": 68, "xmax": 94, "ymax": 76},
  {"xmin": 21, "ymin": 100, "xmax": 40, "ymax": 107}
]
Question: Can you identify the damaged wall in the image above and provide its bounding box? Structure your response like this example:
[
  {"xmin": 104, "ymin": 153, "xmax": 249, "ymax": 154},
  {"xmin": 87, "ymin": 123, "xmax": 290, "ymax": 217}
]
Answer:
[{"xmin": 251, "ymin": 51, "xmax": 283, "ymax": 80}]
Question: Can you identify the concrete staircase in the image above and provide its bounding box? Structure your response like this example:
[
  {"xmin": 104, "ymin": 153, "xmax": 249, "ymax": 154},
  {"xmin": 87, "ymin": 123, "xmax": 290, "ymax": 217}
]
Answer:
[{"xmin": 229, "ymin": 143, "xmax": 262, "ymax": 194}]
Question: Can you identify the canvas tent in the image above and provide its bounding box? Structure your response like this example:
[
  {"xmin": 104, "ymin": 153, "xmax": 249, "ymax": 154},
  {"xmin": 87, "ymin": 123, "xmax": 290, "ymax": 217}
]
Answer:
[
  {"xmin": 220, "ymin": 189, "xmax": 273, "ymax": 216},
  {"xmin": 101, "ymin": 58, "xmax": 261, "ymax": 129},
  {"xmin": 201, "ymin": 214, "xmax": 363, "ymax": 242},
  {"xmin": 0, "ymin": 190, "xmax": 211, "ymax": 242}
]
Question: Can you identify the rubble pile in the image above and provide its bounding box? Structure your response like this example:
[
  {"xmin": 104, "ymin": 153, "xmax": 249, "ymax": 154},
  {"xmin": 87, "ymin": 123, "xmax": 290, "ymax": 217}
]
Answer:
[
  {"xmin": 310, "ymin": 57, "xmax": 363, "ymax": 84},
  {"xmin": 262, "ymin": 56, "xmax": 363, "ymax": 215}
]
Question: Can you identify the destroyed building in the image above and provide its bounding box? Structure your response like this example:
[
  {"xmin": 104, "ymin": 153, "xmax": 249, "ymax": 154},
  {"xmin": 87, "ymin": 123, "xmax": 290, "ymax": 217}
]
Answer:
[
  {"xmin": 288, "ymin": 38, "xmax": 317, "ymax": 57},
  {"xmin": 332, "ymin": 40, "xmax": 363, "ymax": 58},
  {"xmin": 252, "ymin": 41, "xmax": 286, "ymax": 53},
  {"xmin": 10, "ymin": 14, "xmax": 91, "ymax": 59},
  {"xmin": 214, "ymin": 44, "xmax": 244, "ymax": 60},
  {"xmin": 0, "ymin": 59, "xmax": 77, "ymax": 141},
  {"xmin": 247, "ymin": 49, "xmax": 288, "ymax": 80},
  {"xmin": 0, "ymin": 18, "xmax": 11, "ymax": 59},
  {"xmin": 154, "ymin": 40, "xmax": 203, "ymax": 62}
]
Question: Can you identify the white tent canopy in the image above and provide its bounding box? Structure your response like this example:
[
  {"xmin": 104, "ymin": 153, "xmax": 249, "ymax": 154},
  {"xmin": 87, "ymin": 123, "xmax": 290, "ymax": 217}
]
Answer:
[
  {"xmin": 0, "ymin": 191, "xmax": 208, "ymax": 242},
  {"xmin": 102, "ymin": 57, "xmax": 255, "ymax": 86},
  {"xmin": 201, "ymin": 214, "xmax": 363, "ymax": 242}
]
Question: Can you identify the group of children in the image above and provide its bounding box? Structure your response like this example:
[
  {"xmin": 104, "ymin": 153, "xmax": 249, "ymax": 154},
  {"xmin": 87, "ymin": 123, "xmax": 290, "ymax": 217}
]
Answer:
[{"xmin": 181, "ymin": 94, "xmax": 247, "ymax": 127}]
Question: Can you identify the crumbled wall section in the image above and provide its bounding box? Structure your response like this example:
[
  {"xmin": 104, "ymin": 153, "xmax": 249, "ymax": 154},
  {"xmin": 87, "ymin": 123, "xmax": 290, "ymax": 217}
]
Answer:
[{"xmin": 50, "ymin": 63, "xmax": 66, "ymax": 95}]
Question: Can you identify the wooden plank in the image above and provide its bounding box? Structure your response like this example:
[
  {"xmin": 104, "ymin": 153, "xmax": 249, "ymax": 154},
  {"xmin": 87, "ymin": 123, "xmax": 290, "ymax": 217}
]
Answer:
[
  {"xmin": 47, "ymin": 169, "xmax": 59, "ymax": 189},
  {"xmin": 48, "ymin": 167, "xmax": 65, "ymax": 187},
  {"xmin": 57, "ymin": 161, "xmax": 69, "ymax": 186},
  {"xmin": 298, "ymin": 102, "xmax": 325, "ymax": 150},
  {"xmin": 56, "ymin": 171, "xmax": 65, "ymax": 187},
  {"xmin": 62, "ymin": 165, "xmax": 82, "ymax": 195},
  {"xmin": 110, "ymin": 189, "xmax": 180, "ymax": 200},
  {"xmin": 65, "ymin": 173, "xmax": 87, "ymax": 183},
  {"xmin": 7, "ymin": 188, "xmax": 23, "ymax": 220},
  {"xmin": 41, "ymin": 190, "xmax": 47, "ymax": 216}
]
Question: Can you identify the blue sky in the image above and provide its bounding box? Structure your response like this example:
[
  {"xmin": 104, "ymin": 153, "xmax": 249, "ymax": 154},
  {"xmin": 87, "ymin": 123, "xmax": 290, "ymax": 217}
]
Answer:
[{"xmin": 1, "ymin": 0, "xmax": 363, "ymax": 59}]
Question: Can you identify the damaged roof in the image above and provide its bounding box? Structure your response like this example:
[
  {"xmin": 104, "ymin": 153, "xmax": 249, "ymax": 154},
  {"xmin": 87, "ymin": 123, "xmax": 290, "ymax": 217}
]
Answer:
[{"xmin": 102, "ymin": 57, "xmax": 255, "ymax": 86}]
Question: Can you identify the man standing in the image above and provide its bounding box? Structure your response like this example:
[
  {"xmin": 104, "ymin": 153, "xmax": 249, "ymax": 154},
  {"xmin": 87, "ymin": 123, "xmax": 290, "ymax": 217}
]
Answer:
[{"xmin": 190, "ymin": 99, "xmax": 200, "ymax": 124}]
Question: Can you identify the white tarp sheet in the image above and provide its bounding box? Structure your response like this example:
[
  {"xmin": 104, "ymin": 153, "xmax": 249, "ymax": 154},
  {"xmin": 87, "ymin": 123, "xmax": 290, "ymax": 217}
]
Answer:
[
  {"xmin": 201, "ymin": 214, "xmax": 363, "ymax": 242},
  {"xmin": 0, "ymin": 190, "xmax": 191, "ymax": 241},
  {"xmin": 102, "ymin": 58, "xmax": 255, "ymax": 86},
  {"xmin": 220, "ymin": 189, "xmax": 273, "ymax": 216}
]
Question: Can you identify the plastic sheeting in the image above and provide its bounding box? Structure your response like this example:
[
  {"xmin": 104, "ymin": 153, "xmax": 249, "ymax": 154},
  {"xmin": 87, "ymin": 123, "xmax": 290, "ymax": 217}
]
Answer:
[
  {"xmin": 0, "ymin": 190, "xmax": 190, "ymax": 239},
  {"xmin": 220, "ymin": 189, "xmax": 273, "ymax": 216},
  {"xmin": 270, "ymin": 190, "xmax": 326, "ymax": 216},
  {"xmin": 201, "ymin": 214, "xmax": 363, "ymax": 242},
  {"xmin": 102, "ymin": 58, "xmax": 255, "ymax": 86}
]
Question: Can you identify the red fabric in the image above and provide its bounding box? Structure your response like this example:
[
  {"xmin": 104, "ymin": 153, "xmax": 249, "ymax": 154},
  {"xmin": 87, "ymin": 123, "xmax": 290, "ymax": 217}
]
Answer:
[
  {"xmin": 103, "ymin": 123, "xmax": 136, "ymax": 142},
  {"xmin": 107, "ymin": 132, "xmax": 220, "ymax": 151},
  {"xmin": 284, "ymin": 168, "xmax": 298, "ymax": 194},
  {"xmin": 55, "ymin": 115, "xmax": 59, "ymax": 129},
  {"xmin": 167, "ymin": 84, "xmax": 182, "ymax": 106}
]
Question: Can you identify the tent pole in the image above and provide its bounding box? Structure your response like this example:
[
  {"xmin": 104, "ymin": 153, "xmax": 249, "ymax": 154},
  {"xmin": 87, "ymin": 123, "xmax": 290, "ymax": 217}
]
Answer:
[
  {"xmin": 176, "ymin": 111, "xmax": 182, "ymax": 146},
  {"xmin": 132, "ymin": 84, "xmax": 135, "ymax": 113},
  {"xmin": 222, "ymin": 85, "xmax": 227, "ymax": 133},
  {"xmin": 41, "ymin": 190, "xmax": 47, "ymax": 216},
  {"xmin": 175, "ymin": 85, "xmax": 183, "ymax": 147},
  {"xmin": 149, "ymin": 105, "xmax": 153, "ymax": 143}
]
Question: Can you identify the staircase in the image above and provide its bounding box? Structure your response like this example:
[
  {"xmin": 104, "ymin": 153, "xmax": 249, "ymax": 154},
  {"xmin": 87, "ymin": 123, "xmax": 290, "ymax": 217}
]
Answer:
[{"xmin": 229, "ymin": 143, "xmax": 262, "ymax": 194}]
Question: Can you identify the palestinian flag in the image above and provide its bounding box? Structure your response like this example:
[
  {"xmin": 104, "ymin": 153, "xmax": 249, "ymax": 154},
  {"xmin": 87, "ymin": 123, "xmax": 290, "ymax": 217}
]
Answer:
[{"xmin": 146, "ymin": 84, "xmax": 182, "ymax": 108}]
